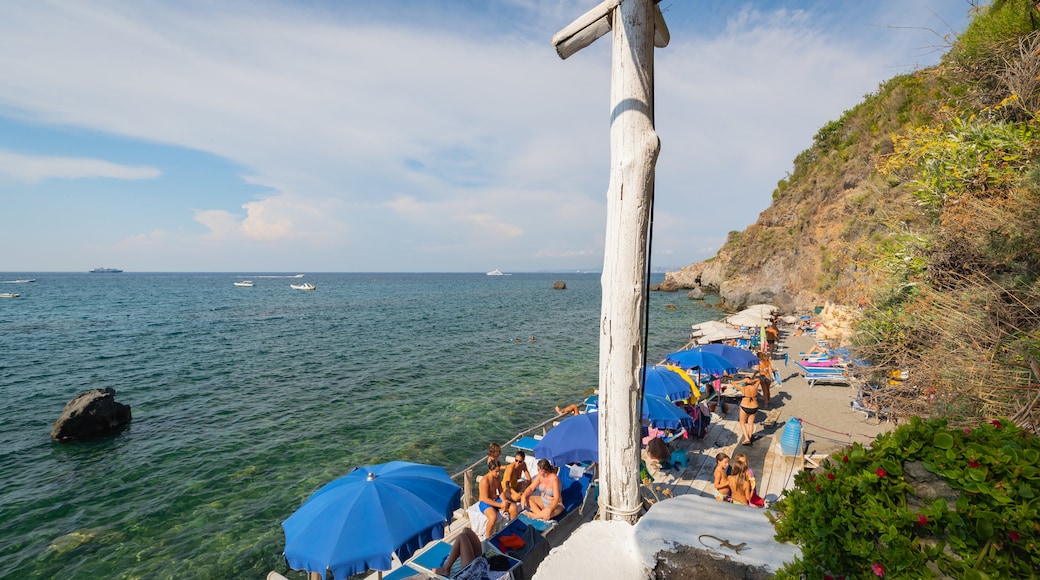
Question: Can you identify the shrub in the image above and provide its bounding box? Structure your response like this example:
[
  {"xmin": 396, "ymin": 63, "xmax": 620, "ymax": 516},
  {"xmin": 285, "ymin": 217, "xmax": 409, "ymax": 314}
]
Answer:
[{"xmin": 772, "ymin": 417, "xmax": 1040, "ymax": 578}]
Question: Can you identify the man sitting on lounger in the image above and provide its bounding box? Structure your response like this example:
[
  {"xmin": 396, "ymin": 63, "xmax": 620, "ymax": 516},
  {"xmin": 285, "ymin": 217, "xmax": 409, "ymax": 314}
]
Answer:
[
  {"xmin": 479, "ymin": 459, "xmax": 517, "ymax": 539},
  {"xmin": 501, "ymin": 450, "xmax": 531, "ymax": 501}
]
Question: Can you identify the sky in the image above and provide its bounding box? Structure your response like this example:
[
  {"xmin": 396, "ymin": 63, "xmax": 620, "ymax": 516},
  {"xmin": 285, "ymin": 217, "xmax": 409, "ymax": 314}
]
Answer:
[{"xmin": 0, "ymin": 0, "xmax": 975, "ymax": 273}]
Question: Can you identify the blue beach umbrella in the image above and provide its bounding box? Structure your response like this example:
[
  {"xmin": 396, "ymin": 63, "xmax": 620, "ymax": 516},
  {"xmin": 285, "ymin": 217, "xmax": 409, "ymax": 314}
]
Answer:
[
  {"xmin": 282, "ymin": 461, "xmax": 462, "ymax": 580},
  {"xmin": 683, "ymin": 344, "xmax": 759, "ymax": 370},
  {"xmin": 643, "ymin": 365, "xmax": 698, "ymax": 402},
  {"xmin": 641, "ymin": 394, "xmax": 694, "ymax": 430},
  {"xmin": 660, "ymin": 350, "xmax": 738, "ymax": 377},
  {"xmin": 534, "ymin": 411, "xmax": 599, "ymax": 465}
]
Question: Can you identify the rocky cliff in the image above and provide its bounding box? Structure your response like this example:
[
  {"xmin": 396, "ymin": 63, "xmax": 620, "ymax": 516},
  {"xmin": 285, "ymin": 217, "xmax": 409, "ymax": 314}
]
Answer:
[{"xmin": 663, "ymin": 67, "xmax": 936, "ymax": 314}]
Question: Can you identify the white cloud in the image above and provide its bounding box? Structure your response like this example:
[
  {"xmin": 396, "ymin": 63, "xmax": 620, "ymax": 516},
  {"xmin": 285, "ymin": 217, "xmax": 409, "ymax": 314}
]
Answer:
[
  {"xmin": 0, "ymin": 0, "xmax": 971, "ymax": 271},
  {"xmin": 0, "ymin": 149, "xmax": 160, "ymax": 183}
]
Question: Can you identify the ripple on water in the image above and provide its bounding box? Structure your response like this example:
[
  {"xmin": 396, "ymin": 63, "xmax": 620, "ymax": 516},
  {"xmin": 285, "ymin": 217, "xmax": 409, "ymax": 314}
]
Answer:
[{"xmin": 0, "ymin": 272, "xmax": 720, "ymax": 578}]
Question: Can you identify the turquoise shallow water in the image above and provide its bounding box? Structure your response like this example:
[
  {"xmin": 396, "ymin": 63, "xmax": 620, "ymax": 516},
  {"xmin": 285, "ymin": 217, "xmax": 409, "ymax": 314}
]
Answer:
[{"xmin": 0, "ymin": 272, "xmax": 719, "ymax": 578}]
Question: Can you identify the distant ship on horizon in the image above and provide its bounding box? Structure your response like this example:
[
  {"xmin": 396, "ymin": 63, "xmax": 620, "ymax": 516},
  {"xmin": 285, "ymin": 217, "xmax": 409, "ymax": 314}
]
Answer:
[{"xmin": 89, "ymin": 267, "xmax": 123, "ymax": 273}]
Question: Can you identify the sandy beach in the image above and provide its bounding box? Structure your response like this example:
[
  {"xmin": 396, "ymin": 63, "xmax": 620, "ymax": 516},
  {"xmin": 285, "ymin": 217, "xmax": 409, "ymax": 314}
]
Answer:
[{"xmin": 767, "ymin": 332, "xmax": 893, "ymax": 458}]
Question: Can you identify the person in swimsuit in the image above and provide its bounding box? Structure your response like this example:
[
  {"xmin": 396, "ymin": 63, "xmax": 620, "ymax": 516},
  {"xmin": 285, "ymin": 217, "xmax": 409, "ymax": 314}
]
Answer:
[
  {"xmin": 501, "ymin": 450, "xmax": 531, "ymax": 501},
  {"xmin": 756, "ymin": 351, "xmax": 775, "ymax": 409},
  {"xmin": 478, "ymin": 459, "xmax": 517, "ymax": 539},
  {"xmin": 736, "ymin": 376, "xmax": 760, "ymax": 445},
  {"xmin": 727, "ymin": 457, "xmax": 753, "ymax": 505},
  {"xmin": 713, "ymin": 452, "xmax": 731, "ymax": 501},
  {"xmin": 520, "ymin": 459, "xmax": 563, "ymax": 520},
  {"xmin": 433, "ymin": 527, "xmax": 491, "ymax": 580}
]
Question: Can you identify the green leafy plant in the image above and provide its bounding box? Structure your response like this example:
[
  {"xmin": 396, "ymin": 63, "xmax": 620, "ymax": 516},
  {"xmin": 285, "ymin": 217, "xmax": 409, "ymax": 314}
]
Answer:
[{"xmin": 771, "ymin": 417, "xmax": 1040, "ymax": 578}]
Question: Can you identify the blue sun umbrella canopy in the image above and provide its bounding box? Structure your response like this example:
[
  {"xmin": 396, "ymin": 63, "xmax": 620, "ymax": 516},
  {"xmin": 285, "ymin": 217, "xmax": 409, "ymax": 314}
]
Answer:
[
  {"xmin": 682, "ymin": 344, "xmax": 759, "ymax": 370},
  {"xmin": 643, "ymin": 365, "xmax": 698, "ymax": 402},
  {"xmin": 282, "ymin": 461, "xmax": 462, "ymax": 579},
  {"xmin": 581, "ymin": 394, "xmax": 692, "ymax": 430},
  {"xmin": 641, "ymin": 394, "xmax": 694, "ymax": 430},
  {"xmin": 660, "ymin": 349, "xmax": 738, "ymax": 376},
  {"xmin": 534, "ymin": 411, "xmax": 599, "ymax": 465}
]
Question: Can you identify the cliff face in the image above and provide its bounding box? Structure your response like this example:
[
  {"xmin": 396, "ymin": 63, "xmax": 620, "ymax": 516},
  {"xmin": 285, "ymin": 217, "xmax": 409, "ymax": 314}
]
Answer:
[{"xmin": 664, "ymin": 70, "xmax": 933, "ymax": 314}]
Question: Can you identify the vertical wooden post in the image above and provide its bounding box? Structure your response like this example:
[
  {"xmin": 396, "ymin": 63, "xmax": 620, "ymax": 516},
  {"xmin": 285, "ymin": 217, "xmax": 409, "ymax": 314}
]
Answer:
[
  {"xmin": 462, "ymin": 469, "xmax": 473, "ymax": 510},
  {"xmin": 598, "ymin": 0, "xmax": 659, "ymax": 523},
  {"xmin": 553, "ymin": 0, "xmax": 667, "ymax": 524}
]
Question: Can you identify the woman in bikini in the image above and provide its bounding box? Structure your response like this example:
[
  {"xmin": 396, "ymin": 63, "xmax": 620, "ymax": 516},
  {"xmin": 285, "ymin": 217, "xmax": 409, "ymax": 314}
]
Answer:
[
  {"xmin": 520, "ymin": 459, "xmax": 563, "ymax": 520},
  {"xmin": 736, "ymin": 375, "xmax": 760, "ymax": 445}
]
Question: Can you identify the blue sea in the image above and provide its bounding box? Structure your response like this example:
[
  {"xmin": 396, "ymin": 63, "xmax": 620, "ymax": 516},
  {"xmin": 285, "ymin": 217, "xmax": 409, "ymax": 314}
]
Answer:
[{"xmin": 0, "ymin": 272, "xmax": 720, "ymax": 578}]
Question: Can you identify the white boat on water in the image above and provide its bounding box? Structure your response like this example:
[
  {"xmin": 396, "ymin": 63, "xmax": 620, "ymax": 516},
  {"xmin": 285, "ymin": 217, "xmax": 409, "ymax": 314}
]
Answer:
[
  {"xmin": 0, "ymin": 292, "xmax": 20, "ymax": 298},
  {"xmin": 290, "ymin": 283, "xmax": 316, "ymax": 291},
  {"xmin": 234, "ymin": 281, "xmax": 255, "ymax": 287},
  {"xmin": 487, "ymin": 269, "xmax": 504, "ymax": 276},
  {"xmin": 13, "ymin": 279, "xmax": 35, "ymax": 283}
]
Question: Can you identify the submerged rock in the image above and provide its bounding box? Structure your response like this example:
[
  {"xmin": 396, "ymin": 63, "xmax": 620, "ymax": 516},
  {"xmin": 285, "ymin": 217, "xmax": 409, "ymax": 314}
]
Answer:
[
  {"xmin": 51, "ymin": 387, "xmax": 132, "ymax": 442},
  {"xmin": 553, "ymin": 280, "xmax": 567, "ymax": 290}
]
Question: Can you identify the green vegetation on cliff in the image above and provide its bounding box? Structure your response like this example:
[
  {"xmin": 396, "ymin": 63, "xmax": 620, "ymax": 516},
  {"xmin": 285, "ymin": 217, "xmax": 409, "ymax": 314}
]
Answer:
[{"xmin": 714, "ymin": 0, "xmax": 1040, "ymax": 425}]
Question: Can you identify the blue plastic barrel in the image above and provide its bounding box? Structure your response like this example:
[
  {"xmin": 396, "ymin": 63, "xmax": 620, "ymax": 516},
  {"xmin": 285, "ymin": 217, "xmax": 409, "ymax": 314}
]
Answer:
[{"xmin": 780, "ymin": 417, "xmax": 802, "ymax": 456}]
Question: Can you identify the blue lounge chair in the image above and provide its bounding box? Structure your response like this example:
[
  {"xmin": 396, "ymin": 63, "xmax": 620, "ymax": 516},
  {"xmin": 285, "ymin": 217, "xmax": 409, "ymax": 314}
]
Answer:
[{"xmin": 795, "ymin": 361, "xmax": 852, "ymax": 388}]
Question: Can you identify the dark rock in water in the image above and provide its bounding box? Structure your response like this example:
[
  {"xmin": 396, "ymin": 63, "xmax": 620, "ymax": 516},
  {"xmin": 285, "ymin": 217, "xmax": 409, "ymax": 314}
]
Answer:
[
  {"xmin": 51, "ymin": 388, "xmax": 132, "ymax": 442},
  {"xmin": 553, "ymin": 280, "xmax": 567, "ymax": 290},
  {"xmin": 664, "ymin": 304, "xmax": 678, "ymax": 311},
  {"xmin": 687, "ymin": 287, "xmax": 705, "ymax": 300}
]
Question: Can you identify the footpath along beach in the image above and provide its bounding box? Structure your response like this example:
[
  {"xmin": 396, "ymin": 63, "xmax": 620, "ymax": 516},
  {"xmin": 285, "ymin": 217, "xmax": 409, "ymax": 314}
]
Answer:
[{"xmin": 531, "ymin": 326, "xmax": 897, "ymax": 578}]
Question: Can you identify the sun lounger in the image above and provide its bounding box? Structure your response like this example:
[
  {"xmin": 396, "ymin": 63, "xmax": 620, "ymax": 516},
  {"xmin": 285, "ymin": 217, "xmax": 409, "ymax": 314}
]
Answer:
[
  {"xmin": 795, "ymin": 361, "xmax": 852, "ymax": 388},
  {"xmin": 510, "ymin": 436, "xmax": 541, "ymax": 452},
  {"xmin": 382, "ymin": 564, "xmax": 427, "ymax": 580}
]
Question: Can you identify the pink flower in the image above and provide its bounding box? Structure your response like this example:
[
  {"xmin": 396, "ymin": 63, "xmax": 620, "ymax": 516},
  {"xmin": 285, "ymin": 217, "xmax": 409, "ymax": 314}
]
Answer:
[
  {"xmin": 876, "ymin": 468, "xmax": 887, "ymax": 477},
  {"xmin": 991, "ymin": 420, "xmax": 1002, "ymax": 428},
  {"xmin": 827, "ymin": 473, "xmax": 836, "ymax": 480},
  {"xmin": 968, "ymin": 460, "xmax": 980, "ymax": 468},
  {"xmin": 842, "ymin": 455, "xmax": 849, "ymax": 463},
  {"xmin": 1010, "ymin": 531, "xmax": 1021, "ymax": 542},
  {"xmin": 872, "ymin": 562, "xmax": 885, "ymax": 576},
  {"xmin": 815, "ymin": 484, "xmax": 822, "ymax": 492},
  {"xmin": 917, "ymin": 514, "xmax": 928, "ymax": 525},
  {"xmin": 964, "ymin": 428, "xmax": 971, "ymax": 435}
]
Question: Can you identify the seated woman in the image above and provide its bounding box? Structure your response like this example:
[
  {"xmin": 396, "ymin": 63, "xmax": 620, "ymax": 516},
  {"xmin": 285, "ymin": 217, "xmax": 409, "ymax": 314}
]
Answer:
[
  {"xmin": 520, "ymin": 459, "xmax": 564, "ymax": 520},
  {"xmin": 433, "ymin": 527, "xmax": 490, "ymax": 580},
  {"xmin": 732, "ymin": 453, "xmax": 766, "ymax": 507},
  {"xmin": 727, "ymin": 458, "xmax": 753, "ymax": 506},
  {"xmin": 478, "ymin": 459, "xmax": 517, "ymax": 539}
]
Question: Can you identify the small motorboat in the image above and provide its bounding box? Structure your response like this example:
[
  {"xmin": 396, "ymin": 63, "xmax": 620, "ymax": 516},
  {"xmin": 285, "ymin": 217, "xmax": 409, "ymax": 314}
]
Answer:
[
  {"xmin": 0, "ymin": 292, "xmax": 20, "ymax": 298},
  {"xmin": 13, "ymin": 279, "xmax": 35, "ymax": 283},
  {"xmin": 234, "ymin": 281, "xmax": 255, "ymax": 287},
  {"xmin": 486, "ymin": 269, "xmax": 504, "ymax": 276},
  {"xmin": 290, "ymin": 283, "xmax": 316, "ymax": 291}
]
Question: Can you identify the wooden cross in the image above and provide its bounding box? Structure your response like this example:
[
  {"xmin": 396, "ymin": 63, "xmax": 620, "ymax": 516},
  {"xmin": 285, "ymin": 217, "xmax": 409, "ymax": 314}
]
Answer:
[{"xmin": 553, "ymin": 0, "xmax": 669, "ymax": 523}]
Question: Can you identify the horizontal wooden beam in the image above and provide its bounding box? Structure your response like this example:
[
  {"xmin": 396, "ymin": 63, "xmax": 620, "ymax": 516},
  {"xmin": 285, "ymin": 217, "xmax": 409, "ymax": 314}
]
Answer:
[{"xmin": 552, "ymin": 0, "xmax": 669, "ymax": 60}]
